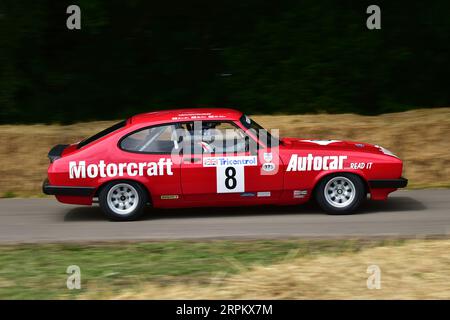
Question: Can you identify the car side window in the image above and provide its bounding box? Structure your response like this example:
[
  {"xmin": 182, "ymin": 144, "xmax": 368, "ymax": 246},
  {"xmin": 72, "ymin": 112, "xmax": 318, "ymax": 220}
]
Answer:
[
  {"xmin": 198, "ymin": 121, "xmax": 252, "ymax": 154},
  {"xmin": 120, "ymin": 124, "xmax": 181, "ymax": 153}
]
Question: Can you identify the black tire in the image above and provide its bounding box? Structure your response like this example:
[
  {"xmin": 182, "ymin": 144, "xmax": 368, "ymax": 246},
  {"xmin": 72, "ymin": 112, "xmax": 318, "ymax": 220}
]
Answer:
[
  {"xmin": 98, "ymin": 181, "xmax": 148, "ymax": 221},
  {"xmin": 315, "ymin": 173, "xmax": 366, "ymax": 215}
]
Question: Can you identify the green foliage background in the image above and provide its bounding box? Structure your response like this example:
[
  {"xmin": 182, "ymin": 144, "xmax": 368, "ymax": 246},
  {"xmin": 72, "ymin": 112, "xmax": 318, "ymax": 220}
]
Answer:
[{"xmin": 1, "ymin": 0, "xmax": 449, "ymax": 123}]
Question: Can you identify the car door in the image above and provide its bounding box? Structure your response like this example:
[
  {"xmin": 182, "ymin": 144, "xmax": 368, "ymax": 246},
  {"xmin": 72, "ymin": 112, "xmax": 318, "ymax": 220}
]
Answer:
[{"xmin": 180, "ymin": 120, "xmax": 284, "ymax": 204}]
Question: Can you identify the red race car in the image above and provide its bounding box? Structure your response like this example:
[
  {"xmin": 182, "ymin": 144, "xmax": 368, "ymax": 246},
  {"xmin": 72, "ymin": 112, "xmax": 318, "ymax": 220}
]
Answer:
[{"xmin": 43, "ymin": 108, "xmax": 407, "ymax": 221}]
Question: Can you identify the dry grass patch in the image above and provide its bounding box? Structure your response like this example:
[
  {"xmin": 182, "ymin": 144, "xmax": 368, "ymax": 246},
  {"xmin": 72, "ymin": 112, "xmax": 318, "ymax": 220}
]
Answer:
[
  {"xmin": 255, "ymin": 108, "xmax": 450, "ymax": 189},
  {"xmin": 0, "ymin": 122, "xmax": 114, "ymax": 197},
  {"xmin": 88, "ymin": 239, "xmax": 450, "ymax": 299},
  {"xmin": 1, "ymin": 108, "xmax": 449, "ymax": 196}
]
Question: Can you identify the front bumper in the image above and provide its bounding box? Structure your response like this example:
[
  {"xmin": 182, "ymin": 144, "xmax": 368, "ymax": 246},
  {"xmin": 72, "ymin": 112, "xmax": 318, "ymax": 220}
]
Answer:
[
  {"xmin": 368, "ymin": 177, "xmax": 408, "ymax": 189},
  {"xmin": 42, "ymin": 179, "xmax": 96, "ymax": 196}
]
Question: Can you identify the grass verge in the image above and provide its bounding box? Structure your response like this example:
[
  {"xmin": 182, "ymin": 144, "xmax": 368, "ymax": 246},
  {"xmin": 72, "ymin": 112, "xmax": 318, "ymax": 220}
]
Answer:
[{"xmin": 0, "ymin": 239, "xmax": 410, "ymax": 299}]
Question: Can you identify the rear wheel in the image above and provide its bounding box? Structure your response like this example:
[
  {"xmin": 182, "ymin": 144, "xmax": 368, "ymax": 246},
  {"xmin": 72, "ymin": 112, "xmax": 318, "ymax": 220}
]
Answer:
[
  {"xmin": 315, "ymin": 173, "xmax": 366, "ymax": 214},
  {"xmin": 99, "ymin": 181, "xmax": 147, "ymax": 221}
]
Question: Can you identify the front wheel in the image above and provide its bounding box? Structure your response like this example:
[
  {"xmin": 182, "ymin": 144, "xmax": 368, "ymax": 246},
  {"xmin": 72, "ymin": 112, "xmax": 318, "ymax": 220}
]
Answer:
[
  {"xmin": 99, "ymin": 181, "xmax": 147, "ymax": 221},
  {"xmin": 315, "ymin": 174, "xmax": 366, "ymax": 215}
]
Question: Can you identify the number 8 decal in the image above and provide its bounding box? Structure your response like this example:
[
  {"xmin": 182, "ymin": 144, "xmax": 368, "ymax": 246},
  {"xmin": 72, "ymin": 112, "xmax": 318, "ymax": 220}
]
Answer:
[
  {"xmin": 217, "ymin": 165, "xmax": 244, "ymax": 193},
  {"xmin": 225, "ymin": 167, "xmax": 237, "ymax": 190}
]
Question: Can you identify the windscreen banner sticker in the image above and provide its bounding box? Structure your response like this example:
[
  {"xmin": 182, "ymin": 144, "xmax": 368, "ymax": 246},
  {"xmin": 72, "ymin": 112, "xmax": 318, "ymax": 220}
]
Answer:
[
  {"xmin": 203, "ymin": 156, "xmax": 257, "ymax": 193},
  {"xmin": 171, "ymin": 113, "xmax": 226, "ymax": 121}
]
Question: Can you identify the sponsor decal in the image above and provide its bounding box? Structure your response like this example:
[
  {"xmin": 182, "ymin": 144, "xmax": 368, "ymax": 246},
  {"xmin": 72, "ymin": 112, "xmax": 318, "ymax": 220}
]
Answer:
[
  {"xmin": 257, "ymin": 191, "xmax": 271, "ymax": 197},
  {"xmin": 262, "ymin": 162, "xmax": 276, "ymax": 172},
  {"xmin": 349, "ymin": 162, "xmax": 373, "ymax": 170},
  {"xmin": 293, "ymin": 190, "xmax": 308, "ymax": 198},
  {"xmin": 160, "ymin": 195, "xmax": 179, "ymax": 200},
  {"xmin": 203, "ymin": 156, "xmax": 257, "ymax": 167},
  {"xmin": 202, "ymin": 156, "xmax": 257, "ymax": 193},
  {"xmin": 171, "ymin": 113, "xmax": 226, "ymax": 121},
  {"xmin": 261, "ymin": 152, "xmax": 278, "ymax": 175},
  {"xmin": 287, "ymin": 154, "xmax": 347, "ymax": 172},
  {"xmin": 69, "ymin": 159, "xmax": 173, "ymax": 179},
  {"xmin": 216, "ymin": 165, "xmax": 245, "ymax": 193},
  {"xmin": 203, "ymin": 157, "xmax": 218, "ymax": 167},
  {"xmin": 263, "ymin": 152, "xmax": 273, "ymax": 162},
  {"xmin": 302, "ymin": 139, "xmax": 341, "ymax": 146},
  {"xmin": 240, "ymin": 192, "xmax": 256, "ymax": 197}
]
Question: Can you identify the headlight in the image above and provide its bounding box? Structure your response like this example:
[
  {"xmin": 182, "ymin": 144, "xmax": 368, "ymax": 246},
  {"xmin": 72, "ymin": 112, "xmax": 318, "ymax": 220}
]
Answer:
[{"xmin": 375, "ymin": 145, "xmax": 399, "ymax": 158}]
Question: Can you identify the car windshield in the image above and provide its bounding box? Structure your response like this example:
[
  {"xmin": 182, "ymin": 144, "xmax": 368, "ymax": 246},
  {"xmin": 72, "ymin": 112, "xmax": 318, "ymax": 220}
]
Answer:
[
  {"xmin": 78, "ymin": 120, "xmax": 126, "ymax": 149},
  {"xmin": 239, "ymin": 114, "xmax": 279, "ymax": 147}
]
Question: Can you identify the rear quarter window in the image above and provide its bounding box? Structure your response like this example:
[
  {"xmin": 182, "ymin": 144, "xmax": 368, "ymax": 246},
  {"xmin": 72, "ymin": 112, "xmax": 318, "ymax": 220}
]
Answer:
[
  {"xmin": 119, "ymin": 124, "xmax": 179, "ymax": 154},
  {"xmin": 78, "ymin": 120, "xmax": 126, "ymax": 149}
]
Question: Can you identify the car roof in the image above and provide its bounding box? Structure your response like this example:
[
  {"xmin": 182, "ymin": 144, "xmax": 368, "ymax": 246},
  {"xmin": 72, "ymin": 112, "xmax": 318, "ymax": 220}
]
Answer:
[{"xmin": 129, "ymin": 108, "xmax": 243, "ymax": 125}]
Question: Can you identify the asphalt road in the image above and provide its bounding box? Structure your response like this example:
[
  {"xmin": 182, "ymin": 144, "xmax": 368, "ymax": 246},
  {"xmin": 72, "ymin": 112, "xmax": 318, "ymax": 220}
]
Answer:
[{"xmin": 0, "ymin": 189, "xmax": 449, "ymax": 243}]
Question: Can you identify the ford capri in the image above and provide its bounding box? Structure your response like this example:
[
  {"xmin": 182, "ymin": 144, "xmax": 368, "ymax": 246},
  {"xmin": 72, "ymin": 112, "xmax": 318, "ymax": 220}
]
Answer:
[{"xmin": 43, "ymin": 108, "xmax": 407, "ymax": 221}]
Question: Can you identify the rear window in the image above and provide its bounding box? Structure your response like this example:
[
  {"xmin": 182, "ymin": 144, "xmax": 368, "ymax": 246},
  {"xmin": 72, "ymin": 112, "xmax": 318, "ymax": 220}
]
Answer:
[{"xmin": 77, "ymin": 120, "xmax": 126, "ymax": 149}]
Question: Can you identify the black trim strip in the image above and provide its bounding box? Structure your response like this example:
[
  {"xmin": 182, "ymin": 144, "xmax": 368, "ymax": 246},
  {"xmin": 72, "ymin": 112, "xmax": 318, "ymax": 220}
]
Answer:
[
  {"xmin": 368, "ymin": 177, "xmax": 408, "ymax": 189},
  {"xmin": 42, "ymin": 179, "xmax": 95, "ymax": 196}
]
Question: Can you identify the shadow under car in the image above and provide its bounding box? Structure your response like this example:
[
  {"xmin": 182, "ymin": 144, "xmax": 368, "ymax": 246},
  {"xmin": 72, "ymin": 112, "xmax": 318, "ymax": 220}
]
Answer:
[{"xmin": 63, "ymin": 196, "xmax": 426, "ymax": 222}]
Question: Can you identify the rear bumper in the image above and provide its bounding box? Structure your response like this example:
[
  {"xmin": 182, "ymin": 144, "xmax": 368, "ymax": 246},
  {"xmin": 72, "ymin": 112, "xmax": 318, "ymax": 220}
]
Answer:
[
  {"xmin": 368, "ymin": 177, "xmax": 408, "ymax": 189},
  {"xmin": 42, "ymin": 179, "xmax": 95, "ymax": 196}
]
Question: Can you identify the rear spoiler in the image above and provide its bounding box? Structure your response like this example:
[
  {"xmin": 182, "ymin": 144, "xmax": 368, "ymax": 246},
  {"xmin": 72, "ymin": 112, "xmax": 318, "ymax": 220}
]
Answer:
[{"xmin": 48, "ymin": 144, "xmax": 69, "ymax": 163}]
